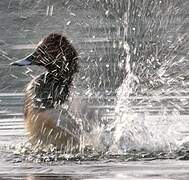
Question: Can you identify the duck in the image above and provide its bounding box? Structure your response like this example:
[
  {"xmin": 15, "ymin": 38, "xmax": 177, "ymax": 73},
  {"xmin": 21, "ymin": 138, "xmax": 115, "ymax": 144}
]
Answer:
[{"xmin": 10, "ymin": 33, "xmax": 81, "ymax": 151}]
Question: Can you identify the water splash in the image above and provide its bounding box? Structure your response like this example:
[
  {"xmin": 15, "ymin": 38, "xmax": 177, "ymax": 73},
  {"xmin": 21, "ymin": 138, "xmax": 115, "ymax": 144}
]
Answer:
[
  {"xmin": 3, "ymin": 0, "xmax": 189, "ymax": 158},
  {"xmin": 91, "ymin": 0, "xmax": 189, "ymax": 154}
]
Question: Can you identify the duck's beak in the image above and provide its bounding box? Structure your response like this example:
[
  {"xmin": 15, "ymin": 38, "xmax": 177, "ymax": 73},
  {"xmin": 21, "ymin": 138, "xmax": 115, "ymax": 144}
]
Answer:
[{"xmin": 10, "ymin": 54, "xmax": 34, "ymax": 66}]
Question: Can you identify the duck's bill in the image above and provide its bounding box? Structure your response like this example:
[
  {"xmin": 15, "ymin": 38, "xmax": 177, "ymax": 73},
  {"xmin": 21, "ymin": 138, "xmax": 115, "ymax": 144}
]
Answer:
[{"xmin": 10, "ymin": 54, "xmax": 33, "ymax": 66}]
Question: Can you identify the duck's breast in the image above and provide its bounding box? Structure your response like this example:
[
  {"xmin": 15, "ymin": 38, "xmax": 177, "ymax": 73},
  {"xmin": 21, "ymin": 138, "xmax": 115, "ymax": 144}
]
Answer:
[{"xmin": 24, "ymin": 78, "xmax": 80, "ymax": 149}]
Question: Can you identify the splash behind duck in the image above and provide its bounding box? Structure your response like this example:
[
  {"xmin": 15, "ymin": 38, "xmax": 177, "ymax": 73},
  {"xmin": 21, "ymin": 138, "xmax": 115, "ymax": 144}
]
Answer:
[{"xmin": 11, "ymin": 33, "xmax": 81, "ymax": 151}]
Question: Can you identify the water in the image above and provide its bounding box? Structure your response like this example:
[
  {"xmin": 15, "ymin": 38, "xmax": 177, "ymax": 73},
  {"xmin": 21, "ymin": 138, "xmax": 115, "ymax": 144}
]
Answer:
[
  {"xmin": 1, "ymin": 94, "xmax": 189, "ymax": 179},
  {"xmin": 1, "ymin": 0, "xmax": 189, "ymax": 179},
  {"xmin": 1, "ymin": 157, "xmax": 189, "ymax": 179}
]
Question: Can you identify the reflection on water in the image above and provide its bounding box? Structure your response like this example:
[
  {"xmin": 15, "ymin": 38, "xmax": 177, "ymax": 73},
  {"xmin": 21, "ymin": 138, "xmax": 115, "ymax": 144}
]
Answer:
[
  {"xmin": 1, "ymin": 159, "xmax": 189, "ymax": 180},
  {"xmin": 0, "ymin": 176, "xmax": 79, "ymax": 180},
  {"xmin": 25, "ymin": 176, "xmax": 79, "ymax": 180}
]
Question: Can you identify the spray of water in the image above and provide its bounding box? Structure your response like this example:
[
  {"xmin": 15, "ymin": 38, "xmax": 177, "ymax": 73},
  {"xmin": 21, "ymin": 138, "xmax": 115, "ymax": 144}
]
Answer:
[
  {"xmin": 96, "ymin": 0, "xmax": 189, "ymax": 154},
  {"xmin": 4, "ymin": 0, "xmax": 189, "ymax": 158}
]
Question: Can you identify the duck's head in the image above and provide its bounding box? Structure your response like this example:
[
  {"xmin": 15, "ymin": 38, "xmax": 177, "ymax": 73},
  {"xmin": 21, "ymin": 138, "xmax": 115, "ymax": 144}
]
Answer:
[{"xmin": 11, "ymin": 33, "xmax": 78, "ymax": 78}]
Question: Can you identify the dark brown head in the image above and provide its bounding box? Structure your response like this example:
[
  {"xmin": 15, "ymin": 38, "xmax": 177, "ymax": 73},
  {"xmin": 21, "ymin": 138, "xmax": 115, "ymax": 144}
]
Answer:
[{"xmin": 11, "ymin": 33, "xmax": 79, "ymax": 78}]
